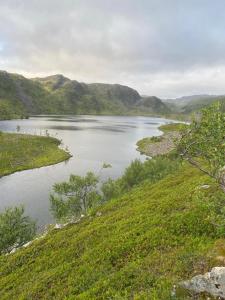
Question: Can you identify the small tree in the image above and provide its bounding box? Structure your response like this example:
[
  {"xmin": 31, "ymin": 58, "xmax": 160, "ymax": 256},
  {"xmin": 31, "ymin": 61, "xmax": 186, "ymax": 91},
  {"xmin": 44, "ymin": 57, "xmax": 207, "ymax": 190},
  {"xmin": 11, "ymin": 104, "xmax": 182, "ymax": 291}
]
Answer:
[
  {"xmin": 178, "ymin": 103, "xmax": 225, "ymax": 191},
  {"xmin": 0, "ymin": 206, "xmax": 36, "ymax": 254},
  {"xmin": 50, "ymin": 172, "xmax": 101, "ymax": 221}
]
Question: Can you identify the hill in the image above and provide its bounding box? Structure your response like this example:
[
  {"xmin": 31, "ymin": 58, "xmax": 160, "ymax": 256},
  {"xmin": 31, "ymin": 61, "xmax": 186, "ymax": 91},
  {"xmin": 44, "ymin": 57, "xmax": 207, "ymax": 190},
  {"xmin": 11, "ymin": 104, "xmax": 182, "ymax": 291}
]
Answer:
[
  {"xmin": 0, "ymin": 71, "xmax": 64, "ymax": 119},
  {"xmin": 165, "ymin": 94, "xmax": 225, "ymax": 114},
  {"xmin": 0, "ymin": 161, "xmax": 224, "ymax": 299},
  {"xmin": 164, "ymin": 95, "xmax": 222, "ymax": 107},
  {"xmin": 0, "ymin": 71, "xmax": 170, "ymax": 119},
  {"xmin": 135, "ymin": 96, "xmax": 171, "ymax": 114},
  {"xmin": 182, "ymin": 96, "xmax": 225, "ymax": 113}
]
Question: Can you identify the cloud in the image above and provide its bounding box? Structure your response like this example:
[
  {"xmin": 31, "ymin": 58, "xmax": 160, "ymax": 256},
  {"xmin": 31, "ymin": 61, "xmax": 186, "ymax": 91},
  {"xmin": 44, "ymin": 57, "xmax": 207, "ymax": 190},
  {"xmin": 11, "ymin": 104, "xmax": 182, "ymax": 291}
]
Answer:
[{"xmin": 0, "ymin": 0, "xmax": 225, "ymax": 97}]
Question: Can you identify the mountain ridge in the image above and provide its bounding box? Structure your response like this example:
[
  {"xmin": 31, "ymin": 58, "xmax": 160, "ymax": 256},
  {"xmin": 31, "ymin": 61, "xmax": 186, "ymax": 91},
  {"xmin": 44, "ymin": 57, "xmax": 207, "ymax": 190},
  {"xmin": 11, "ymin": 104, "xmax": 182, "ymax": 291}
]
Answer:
[{"xmin": 0, "ymin": 70, "xmax": 170, "ymax": 119}]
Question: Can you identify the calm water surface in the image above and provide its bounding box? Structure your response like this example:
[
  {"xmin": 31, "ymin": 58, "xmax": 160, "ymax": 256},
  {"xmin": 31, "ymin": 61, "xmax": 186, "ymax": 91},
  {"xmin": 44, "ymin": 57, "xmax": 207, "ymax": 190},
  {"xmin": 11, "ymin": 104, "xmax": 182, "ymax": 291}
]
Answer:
[{"xmin": 0, "ymin": 115, "xmax": 172, "ymax": 227}]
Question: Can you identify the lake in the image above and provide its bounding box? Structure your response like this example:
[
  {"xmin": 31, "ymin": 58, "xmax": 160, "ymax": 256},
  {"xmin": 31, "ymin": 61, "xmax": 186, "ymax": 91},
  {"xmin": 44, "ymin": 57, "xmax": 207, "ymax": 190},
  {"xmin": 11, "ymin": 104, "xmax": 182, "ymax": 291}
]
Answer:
[{"xmin": 0, "ymin": 115, "xmax": 172, "ymax": 228}]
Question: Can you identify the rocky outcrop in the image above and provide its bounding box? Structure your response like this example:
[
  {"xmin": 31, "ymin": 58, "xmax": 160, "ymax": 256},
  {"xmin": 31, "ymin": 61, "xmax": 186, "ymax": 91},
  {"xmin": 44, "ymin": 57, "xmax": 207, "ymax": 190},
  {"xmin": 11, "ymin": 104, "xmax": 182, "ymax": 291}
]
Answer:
[{"xmin": 179, "ymin": 267, "xmax": 225, "ymax": 299}]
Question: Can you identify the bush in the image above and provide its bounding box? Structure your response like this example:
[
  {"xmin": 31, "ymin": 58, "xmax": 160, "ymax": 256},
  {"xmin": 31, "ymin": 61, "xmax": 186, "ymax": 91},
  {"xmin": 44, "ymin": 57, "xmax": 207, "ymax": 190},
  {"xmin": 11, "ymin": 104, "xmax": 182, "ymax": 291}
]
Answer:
[
  {"xmin": 178, "ymin": 103, "xmax": 225, "ymax": 191},
  {"xmin": 101, "ymin": 155, "xmax": 181, "ymax": 202},
  {"xmin": 0, "ymin": 206, "xmax": 36, "ymax": 254},
  {"xmin": 50, "ymin": 156, "xmax": 181, "ymax": 221},
  {"xmin": 50, "ymin": 172, "xmax": 101, "ymax": 221},
  {"xmin": 119, "ymin": 155, "xmax": 181, "ymax": 192},
  {"xmin": 101, "ymin": 178, "xmax": 122, "ymax": 203}
]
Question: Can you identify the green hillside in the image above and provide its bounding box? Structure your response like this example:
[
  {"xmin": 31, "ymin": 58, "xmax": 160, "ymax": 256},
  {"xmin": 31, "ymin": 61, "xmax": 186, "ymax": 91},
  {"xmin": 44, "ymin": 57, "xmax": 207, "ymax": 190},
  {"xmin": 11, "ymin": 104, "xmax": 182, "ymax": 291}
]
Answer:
[
  {"xmin": 0, "ymin": 162, "xmax": 224, "ymax": 299},
  {"xmin": 134, "ymin": 96, "xmax": 171, "ymax": 115},
  {"xmin": 182, "ymin": 96, "xmax": 225, "ymax": 114},
  {"xmin": 0, "ymin": 71, "xmax": 171, "ymax": 119}
]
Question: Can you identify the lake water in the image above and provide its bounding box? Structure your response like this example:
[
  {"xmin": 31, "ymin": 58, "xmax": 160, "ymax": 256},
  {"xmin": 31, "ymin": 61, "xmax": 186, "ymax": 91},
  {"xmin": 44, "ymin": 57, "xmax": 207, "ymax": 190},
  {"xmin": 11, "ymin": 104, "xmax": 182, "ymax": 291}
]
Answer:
[{"xmin": 0, "ymin": 115, "xmax": 172, "ymax": 228}]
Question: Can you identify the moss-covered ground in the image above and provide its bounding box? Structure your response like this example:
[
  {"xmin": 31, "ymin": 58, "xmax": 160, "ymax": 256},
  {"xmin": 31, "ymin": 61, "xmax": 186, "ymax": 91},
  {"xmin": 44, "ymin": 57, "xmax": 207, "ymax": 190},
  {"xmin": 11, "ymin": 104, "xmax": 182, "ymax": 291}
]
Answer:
[
  {"xmin": 0, "ymin": 132, "xmax": 71, "ymax": 177},
  {"xmin": 0, "ymin": 162, "xmax": 224, "ymax": 299}
]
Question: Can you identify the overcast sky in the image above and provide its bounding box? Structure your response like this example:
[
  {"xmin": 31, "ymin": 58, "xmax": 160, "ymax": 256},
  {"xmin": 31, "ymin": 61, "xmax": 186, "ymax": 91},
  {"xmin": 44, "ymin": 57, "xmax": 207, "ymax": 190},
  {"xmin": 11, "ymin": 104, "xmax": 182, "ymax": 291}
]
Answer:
[{"xmin": 1, "ymin": 0, "xmax": 225, "ymax": 97}]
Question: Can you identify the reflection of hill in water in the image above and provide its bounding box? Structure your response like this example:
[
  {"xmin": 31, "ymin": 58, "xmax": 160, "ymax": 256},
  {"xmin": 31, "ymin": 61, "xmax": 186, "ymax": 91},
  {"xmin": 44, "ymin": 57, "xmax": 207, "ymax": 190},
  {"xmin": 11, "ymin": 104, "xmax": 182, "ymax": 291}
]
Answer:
[
  {"xmin": 46, "ymin": 118, "xmax": 99, "ymax": 123},
  {"xmin": 46, "ymin": 125, "xmax": 125, "ymax": 133}
]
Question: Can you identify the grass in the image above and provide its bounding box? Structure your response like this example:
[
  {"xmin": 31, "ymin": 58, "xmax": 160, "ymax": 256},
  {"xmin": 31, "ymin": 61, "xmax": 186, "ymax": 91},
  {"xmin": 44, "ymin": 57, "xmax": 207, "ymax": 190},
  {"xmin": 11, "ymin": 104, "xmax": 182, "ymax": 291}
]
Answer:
[
  {"xmin": 159, "ymin": 123, "xmax": 188, "ymax": 133},
  {"xmin": 0, "ymin": 163, "xmax": 224, "ymax": 299},
  {"xmin": 0, "ymin": 132, "xmax": 71, "ymax": 177}
]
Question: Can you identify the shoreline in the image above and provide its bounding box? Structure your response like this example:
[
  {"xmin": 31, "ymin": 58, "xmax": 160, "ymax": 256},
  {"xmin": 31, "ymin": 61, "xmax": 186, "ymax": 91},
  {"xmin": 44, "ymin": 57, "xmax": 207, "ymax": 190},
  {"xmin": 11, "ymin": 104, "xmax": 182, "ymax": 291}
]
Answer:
[{"xmin": 136, "ymin": 123, "xmax": 186, "ymax": 157}]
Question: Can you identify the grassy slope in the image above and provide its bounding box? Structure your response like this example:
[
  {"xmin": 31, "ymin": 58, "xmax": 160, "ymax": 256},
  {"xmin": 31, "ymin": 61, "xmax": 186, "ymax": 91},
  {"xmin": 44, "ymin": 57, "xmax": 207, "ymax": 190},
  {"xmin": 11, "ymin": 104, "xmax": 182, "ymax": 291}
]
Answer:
[
  {"xmin": 0, "ymin": 164, "xmax": 223, "ymax": 299},
  {"xmin": 0, "ymin": 132, "xmax": 71, "ymax": 177}
]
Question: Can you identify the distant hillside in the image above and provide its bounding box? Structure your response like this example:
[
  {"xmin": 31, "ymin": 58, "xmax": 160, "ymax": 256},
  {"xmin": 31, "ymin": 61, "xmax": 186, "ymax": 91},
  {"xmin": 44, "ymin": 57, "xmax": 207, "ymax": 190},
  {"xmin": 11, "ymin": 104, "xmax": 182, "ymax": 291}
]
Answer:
[
  {"xmin": 0, "ymin": 71, "xmax": 169, "ymax": 119},
  {"xmin": 0, "ymin": 71, "xmax": 63, "ymax": 119},
  {"xmin": 165, "ymin": 94, "xmax": 222, "ymax": 106},
  {"xmin": 165, "ymin": 94, "xmax": 225, "ymax": 114},
  {"xmin": 182, "ymin": 95, "xmax": 225, "ymax": 113},
  {"xmin": 136, "ymin": 96, "xmax": 171, "ymax": 114}
]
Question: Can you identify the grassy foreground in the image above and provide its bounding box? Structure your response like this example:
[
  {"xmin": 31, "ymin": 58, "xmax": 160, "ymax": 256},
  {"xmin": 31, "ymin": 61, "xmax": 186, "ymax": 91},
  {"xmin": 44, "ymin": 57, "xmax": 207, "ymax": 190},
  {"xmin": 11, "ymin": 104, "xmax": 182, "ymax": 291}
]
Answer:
[
  {"xmin": 0, "ymin": 163, "xmax": 224, "ymax": 299},
  {"xmin": 0, "ymin": 132, "xmax": 71, "ymax": 177}
]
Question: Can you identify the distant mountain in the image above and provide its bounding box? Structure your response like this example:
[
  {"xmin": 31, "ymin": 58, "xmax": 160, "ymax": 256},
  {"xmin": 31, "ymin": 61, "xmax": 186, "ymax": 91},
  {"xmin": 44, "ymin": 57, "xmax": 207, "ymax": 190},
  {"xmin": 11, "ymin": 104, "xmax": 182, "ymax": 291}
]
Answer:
[
  {"xmin": 165, "ymin": 94, "xmax": 225, "ymax": 114},
  {"xmin": 182, "ymin": 96, "xmax": 225, "ymax": 113},
  {"xmin": 136, "ymin": 96, "xmax": 171, "ymax": 114},
  {"xmin": 164, "ymin": 94, "xmax": 222, "ymax": 106},
  {"xmin": 0, "ymin": 71, "xmax": 169, "ymax": 120}
]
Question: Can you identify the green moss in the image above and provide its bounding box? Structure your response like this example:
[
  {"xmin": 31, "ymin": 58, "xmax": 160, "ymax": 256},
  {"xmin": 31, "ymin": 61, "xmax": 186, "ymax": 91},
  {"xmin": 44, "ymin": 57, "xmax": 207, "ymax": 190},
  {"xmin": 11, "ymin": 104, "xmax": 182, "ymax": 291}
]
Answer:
[
  {"xmin": 0, "ymin": 132, "xmax": 71, "ymax": 177},
  {"xmin": 0, "ymin": 164, "xmax": 223, "ymax": 299}
]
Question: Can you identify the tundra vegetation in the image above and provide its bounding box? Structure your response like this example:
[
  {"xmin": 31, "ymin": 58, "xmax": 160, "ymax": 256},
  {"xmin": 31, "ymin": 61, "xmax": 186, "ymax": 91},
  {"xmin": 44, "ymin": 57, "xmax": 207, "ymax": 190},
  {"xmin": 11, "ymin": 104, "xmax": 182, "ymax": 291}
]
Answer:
[{"xmin": 0, "ymin": 104, "xmax": 225, "ymax": 299}]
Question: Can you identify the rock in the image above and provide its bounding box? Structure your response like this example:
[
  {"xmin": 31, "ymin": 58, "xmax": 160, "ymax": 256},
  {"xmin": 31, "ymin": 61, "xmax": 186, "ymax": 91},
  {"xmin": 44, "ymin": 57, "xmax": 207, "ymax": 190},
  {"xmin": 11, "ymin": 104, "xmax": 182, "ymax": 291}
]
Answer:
[
  {"xmin": 200, "ymin": 184, "xmax": 210, "ymax": 189},
  {"xmin": 10, "ymin": 247, "xmax": 18, "ymax": 254},
  {"xmin": 180, "ymin": 267, "xmax": 225, "ymax": 299},
  {"xmin": 22, "ymin": 241, "xmax": 32, "ymax": 248},
  {"xmin": 54, "ymin": 223, "xmax": 64, "ymax": 229}
]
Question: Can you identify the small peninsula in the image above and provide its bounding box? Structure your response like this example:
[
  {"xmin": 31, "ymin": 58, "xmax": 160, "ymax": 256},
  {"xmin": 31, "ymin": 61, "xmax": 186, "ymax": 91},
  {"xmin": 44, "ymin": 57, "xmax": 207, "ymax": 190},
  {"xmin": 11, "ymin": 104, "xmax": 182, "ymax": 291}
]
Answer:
[{"xmin": 0, "ymin": 132, "xmax": 71, "ymax": 177}]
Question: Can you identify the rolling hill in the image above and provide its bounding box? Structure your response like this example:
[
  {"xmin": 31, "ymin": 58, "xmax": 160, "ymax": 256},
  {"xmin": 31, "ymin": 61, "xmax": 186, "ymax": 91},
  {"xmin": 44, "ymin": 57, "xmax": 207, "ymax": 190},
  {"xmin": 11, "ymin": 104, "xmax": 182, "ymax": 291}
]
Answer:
[{"xmin": 165, "ymin": 94, "xmax": 225, "ymax": 114}]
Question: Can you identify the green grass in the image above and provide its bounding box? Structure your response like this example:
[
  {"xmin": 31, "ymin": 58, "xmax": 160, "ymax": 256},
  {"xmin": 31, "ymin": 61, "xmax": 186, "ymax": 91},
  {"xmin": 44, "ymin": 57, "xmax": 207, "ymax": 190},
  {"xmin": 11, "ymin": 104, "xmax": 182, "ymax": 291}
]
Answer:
[
  {"xmin": 159, "ymin": 123, "xmax": 188, "ymax": 133},
  {"xmin": 0, "ymin": 132, "xmax": 71, "ymax": 177},
  {"xmin": 0, "ymin": 163, "xmax": 224, "ymax": 299}
]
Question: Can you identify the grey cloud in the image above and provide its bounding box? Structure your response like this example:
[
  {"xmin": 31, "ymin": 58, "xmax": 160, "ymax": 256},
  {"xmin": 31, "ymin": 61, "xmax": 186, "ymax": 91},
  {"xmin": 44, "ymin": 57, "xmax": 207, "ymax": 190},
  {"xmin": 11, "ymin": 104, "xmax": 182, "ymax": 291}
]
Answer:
[{"xmin": 1, "ymin": 0, "xmax": 225, "ymax": 97}]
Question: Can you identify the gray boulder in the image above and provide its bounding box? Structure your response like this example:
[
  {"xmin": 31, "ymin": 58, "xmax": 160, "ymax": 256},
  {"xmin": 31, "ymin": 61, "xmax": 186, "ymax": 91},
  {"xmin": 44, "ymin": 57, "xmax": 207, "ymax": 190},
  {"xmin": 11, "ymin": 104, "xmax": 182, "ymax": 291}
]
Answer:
[{"xmin": 180, "ymin": 267, "xmax": 225, "ymax": 299}]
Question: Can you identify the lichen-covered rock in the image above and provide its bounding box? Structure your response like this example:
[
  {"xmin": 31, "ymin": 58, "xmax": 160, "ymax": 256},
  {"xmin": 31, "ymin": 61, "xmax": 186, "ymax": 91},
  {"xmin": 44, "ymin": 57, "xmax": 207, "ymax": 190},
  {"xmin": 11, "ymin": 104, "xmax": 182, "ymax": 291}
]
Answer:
[{"xmin": 180, "ymin": 267, "xmax": 225, "ymax": 299}]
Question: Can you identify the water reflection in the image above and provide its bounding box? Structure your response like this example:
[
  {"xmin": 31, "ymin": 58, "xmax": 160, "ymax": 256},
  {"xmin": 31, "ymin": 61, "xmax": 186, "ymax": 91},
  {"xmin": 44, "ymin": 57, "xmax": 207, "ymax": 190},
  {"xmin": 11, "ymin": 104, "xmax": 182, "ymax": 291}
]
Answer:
[{"xmin": 0, "ymin": 115, "xmax": 172, "ymax": 226}]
